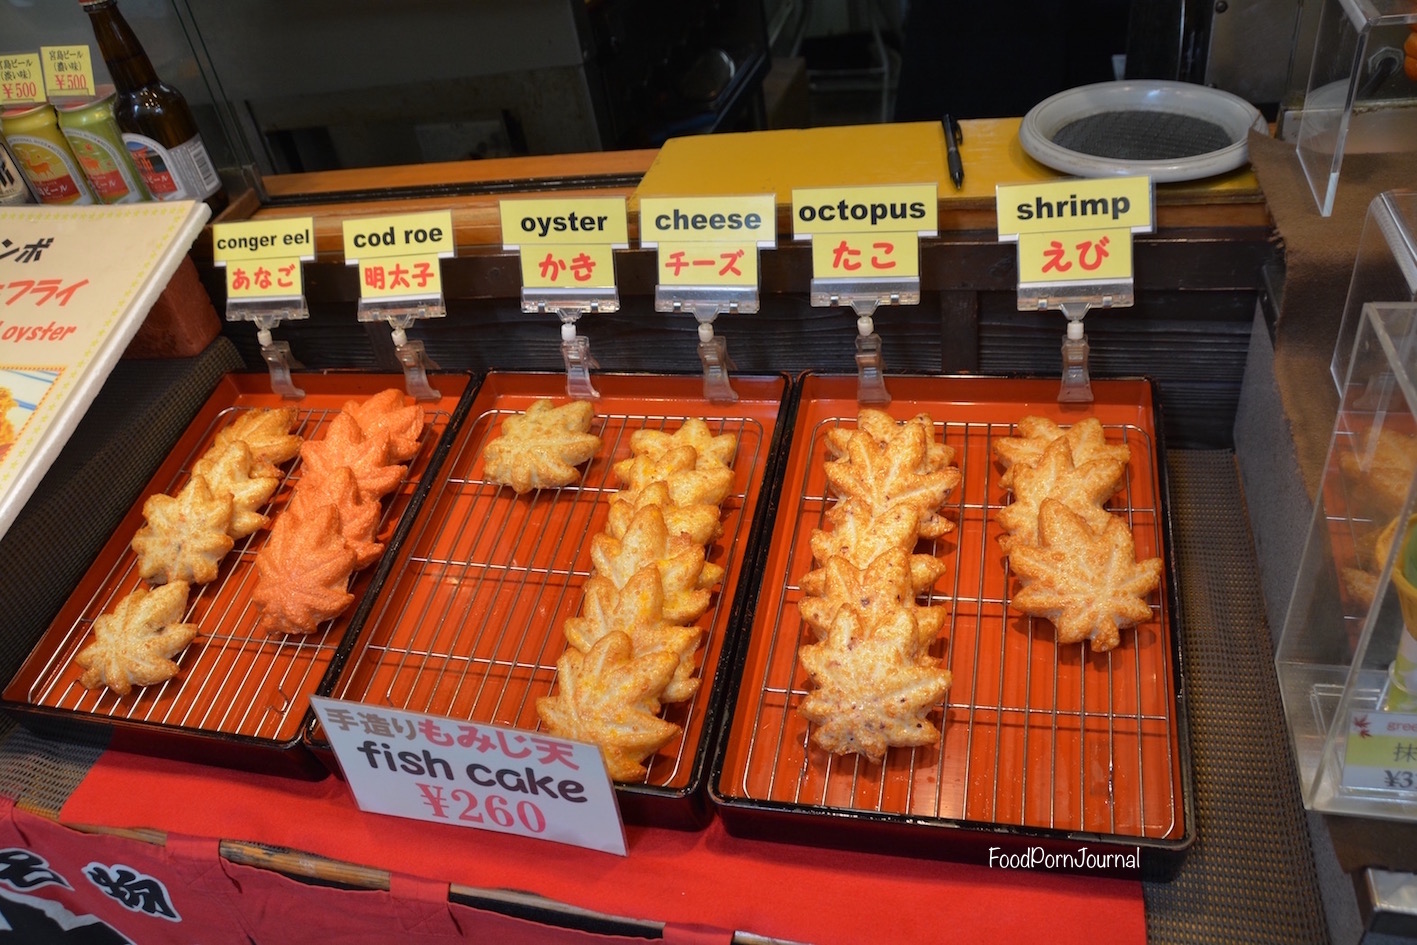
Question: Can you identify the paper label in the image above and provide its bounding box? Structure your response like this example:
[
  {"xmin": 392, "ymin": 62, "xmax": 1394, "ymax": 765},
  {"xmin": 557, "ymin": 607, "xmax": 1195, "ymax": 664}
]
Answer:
[
  {"xmin": 1341, "ymin": 710, "xmax": 1417, "ymax": 792},
  {"xmin": 1016, "ymin": 227, "xmax": 1134, "ymax": 286},
  {"xmin": 811, "ymin": 231, "xmax": 919, "ymax": 281},
  {"xmin": 996, "ymin": 177, "xmax": 1154, "ymax": 239},
  {"xmin": 0, "ymin": 54, "xmax": 45, "ymax": 105},
  {"xmin": 790, "ymin": 184, "xmax": 937, "ymax": 238},
  {"xmin": 356, "ymin": 254, "xmax": 442, "ymax": 300},
  {"xmin": 500, "ymin": 197, "xmax": 629, "ymax": 249},
  {"xmin": 342, "ymin": 211, "xmax": 454, "ymax": 262},
  {"xmin": 214, "ymin": 218, "xmax": 313, "ymax": 300},
  {"xmin": 519, "ymin": 243, "xmax": 617, "ymax": 291},
  {"xmin": 40, "ymin": 46, "xmax": 95, "ymax": 99},
  {"xmin": 639, "ymin": 195, "xmax": 776, "ymax": 247},
  {"xmin": 310, "ymin": 696, "xmax": 627, "ymax": 856},
  {"xmin": 655, "ymin": 240, "xmax": 759, "ymax": 288}
]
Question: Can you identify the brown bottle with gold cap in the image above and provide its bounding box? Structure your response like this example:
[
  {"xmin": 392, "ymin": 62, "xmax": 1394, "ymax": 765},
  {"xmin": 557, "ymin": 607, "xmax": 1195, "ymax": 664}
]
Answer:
[{"xmin": 80, "ymin": 0, "xmax": 227, "ymax": 213}]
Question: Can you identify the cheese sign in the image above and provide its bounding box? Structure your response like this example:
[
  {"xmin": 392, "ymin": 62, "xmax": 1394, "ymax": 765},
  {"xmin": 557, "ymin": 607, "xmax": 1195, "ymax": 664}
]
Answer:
[
  {"xmin": 39, "ymin": 46, "xmax": 95, "ymax": 98},
  {"xmin": 996, "ymin": 177, "xmax": 1154, "ymax": 239},
  {"xmin": 499, "ymin": 197, "xmax": 629, "ymax": 249},
  {"xmin": 639, "ymin": 195, "xmax": 776, "ymax": 247},
  {"xmin": 790, "ymin": 184, "xmax": 937, "ymax": 239},
  {"xmin": 1341, "ymin": 710, "xmax": 1417, "ymax": 793},
  {"xmin": 342, "ymin": 210, "xmax": 455, "ymax": 262},
  {"xmin": 310, "ymin": 696, "xmax": 627, "ymax": 856},
  {"xmin": 811, "ymin": 231, "xmax": 920, "ymax": 281},
  {"xmin": 655, "ymin": 240, "xmax": 759, "ymax": 287},
  {"xmin": 212, "ymin": 217, "xmax": 314, "ymax": 300},
  {"xmin": 0, "ymin": 54, "xmax": 45, "ymax": 106}
]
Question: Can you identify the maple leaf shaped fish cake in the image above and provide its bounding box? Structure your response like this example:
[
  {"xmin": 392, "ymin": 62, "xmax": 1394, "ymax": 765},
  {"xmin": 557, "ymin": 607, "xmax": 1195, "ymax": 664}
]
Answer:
[
  {"xmin": 798, "ymin": 549, "xmax": 945, "ymax": 655},
  {"xmin": 75, "ymin": 581, "xmax": 198, "ymax": 695},
  {"xmin": 823, "ymin": 424, "xmax": 960, "ymax": 539},
  {"xmin": 564, "ymin": 571, "xmax": 703, "ymax": 703},
  {"xmin": 797, "ymin": 607, "xmax": 952, "ymax": 763},
  {"xmin": 214, "ymin": 406, "xmax": 301, "ymax": 471},
  {"xmin": 993, "ymin": 416, "xmax": 1131, "ymax": 491},
  {"xmin": 482, "ymin": 399, "xmax": 602, "ymax": 494},
  {"xmin": 826, "ymin": 409, "xmax": 956, "ymax": 472},
  {"xmin": 192, "ymin": 439, "xmax": 280, "ymax": 539},
  {"xmin": 131, "ymin": 475, "xmax": 235, "ymax": 585},
  {"xmin": 288, "ymin": 465, "xmax": 385, "ymax": 569},
  {"xmin": 605, "ymin": 483, "xmax": 722, "ymax": 546},
  {"xmin": 996, "ymin": 436, "xmax": 1125, "ymax": 551},
  {"xmin": 809, "ymin": 502, "xmax": 944, "ymax": 592},
  {"xmin": 629, "ymin": 418, "xmax": 738, "ymax": 469},
  {"xmin": 613, "ymin": 444, "xmax": 734, "ymax": 509},
  {"xmin": 1008, "ymin": 498, "xmax": 1163, "ymax": 652},
  {"xmin": 300, "ymin": 412, "xmax": 406, "ymax": 501},
  {"xmin": 590, "ymin": 504, "xmax": 720, "ymax": 623},
  {"xmin": 536, "ymin": 631, "xmax": 683, "ymax": 781},
  {"xmin": 342, "ymin": 388, "xmax": 425, "ymax": 463},
  {"xmin": 252, "ymin": 503, "xmax": 358, "ymax": 635}
]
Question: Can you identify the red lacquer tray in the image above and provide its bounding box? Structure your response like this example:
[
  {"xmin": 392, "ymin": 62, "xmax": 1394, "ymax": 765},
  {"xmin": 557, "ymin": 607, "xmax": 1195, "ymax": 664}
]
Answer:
[
  {"xmin": 311, "ymin": 371, "xmax": 791, "ymax": 827},
  {"xmin": 710, "ymin": 373, "xmax": 1193, "ymax": 865},
  {"xmin": 1, "ymin": 372, "xmax": 471, "ymax": 776}
]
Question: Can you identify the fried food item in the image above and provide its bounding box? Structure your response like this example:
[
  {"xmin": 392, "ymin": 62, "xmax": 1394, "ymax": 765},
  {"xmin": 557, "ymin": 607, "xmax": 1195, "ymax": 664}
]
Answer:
[
  {"xmin": 251, "ymin": 503, "xmax": 358, "ymax": 635},
  {"xmin": 214, "ymin": 406, "xmax": 301, "ymax": 470},
  {"xmin": 591, "ymin": 504, "xmax": 721, "ymax": 624},
  {"xmin": 536, "ymin": 631, "xmax": 683, "ymax": 782},
  {"xmin": 797, "ymin": 608, "xmax": 951, "ymax": 763},
  {"xmin": 288, "ymin": 465, "xmax": 385, "ymax": 569},
  {"xmin": 993, "ymin": 416, "xmax": 1131, "ymax": 491},
  {"xmin": 798, "ymin": 549, "xmax": 946, "ymax": 653},
  {"xmin": 826, "ymin": 409, "xmax": 955, "ymax": 473},
  {"xmin": 1008, "ymin": 499, "xmax": 1163, "ymax": 652},
  {"xmin": 342, "ymin": 388, "xmax": 425, "ymax": 462},
  {"xmin": 995, "ymin": 436, "xmax": 1125, "ymax": 550},
  {"xmin": 613, "ymin": 444, "xmax": 735, "ymax": 508},
  {"xmin": 300, "ymin": 412, "xmax": 405, "ymax": 501},
  {"xmin": 131, "ymin": 475, "xmax": 235, "ymax": 585},
  {"xmin": 604, "ymin": 482, "xmax": 722, "ymax": 546},
  {"xmin": 482, "ymin": 399, "xmax": 602, "ymax": 494},
  {"xmin": 1340, "ymin": 426, "xmax": 1417, "ymax": 518},
  {"xmin": 75, "ymin": 582, "xmax": 198, "ymax": 695},
  {"xmin": 630, "ymin": 419, "xmax": 738, "ymax": 469},
  {"xmin": 823, "ymin": 420, "xmax": 961, "ymax": 539},
  {"xmin": 809, "ymin": 503, "xmax": 945, "ymax": 593},
  {"xmin": 563, "ymin": 570, "xmax": 703, "ymax": 703},
  {"xmin": 191, "ymin": 439, "xmax": 280, "ymax": 539}
]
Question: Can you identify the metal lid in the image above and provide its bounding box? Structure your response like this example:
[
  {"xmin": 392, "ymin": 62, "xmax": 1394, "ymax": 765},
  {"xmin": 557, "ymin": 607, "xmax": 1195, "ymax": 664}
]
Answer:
[{"xmin": 54, "ymin": 91, "xmax": 117, "ymax": 112}]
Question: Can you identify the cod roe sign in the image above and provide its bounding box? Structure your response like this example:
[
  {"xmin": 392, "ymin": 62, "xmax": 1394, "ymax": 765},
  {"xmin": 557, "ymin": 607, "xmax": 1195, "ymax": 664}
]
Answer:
[{"xmin": 310, "ymin": 696, "xmax": 627, "ymax": 856}]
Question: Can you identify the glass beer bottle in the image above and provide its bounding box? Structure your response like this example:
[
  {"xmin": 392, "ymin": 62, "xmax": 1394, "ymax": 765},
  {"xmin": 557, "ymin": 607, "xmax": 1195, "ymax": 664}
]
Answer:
[{"xmin": 80, "ymin": 0, "xmax": 227, "ymax": 213}]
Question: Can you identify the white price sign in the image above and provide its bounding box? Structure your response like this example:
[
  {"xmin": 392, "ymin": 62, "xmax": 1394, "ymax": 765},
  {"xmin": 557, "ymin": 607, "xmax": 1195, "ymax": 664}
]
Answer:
[{"xmin": 310, "ymin": 696, "xmax": 627, "ymax": 855}]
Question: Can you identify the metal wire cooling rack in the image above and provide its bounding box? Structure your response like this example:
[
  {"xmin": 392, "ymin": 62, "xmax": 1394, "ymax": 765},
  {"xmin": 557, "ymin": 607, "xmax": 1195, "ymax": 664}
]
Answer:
[{"xmin": 727, "ymin": 413, "xmax": 1183, "ymax": 842}]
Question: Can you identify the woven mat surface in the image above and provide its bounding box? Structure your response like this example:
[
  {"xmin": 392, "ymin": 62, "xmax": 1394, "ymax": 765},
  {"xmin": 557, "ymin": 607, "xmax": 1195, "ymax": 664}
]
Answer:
[{"xmin": 0, "ymin": 386, "xmax": 1332, "ymax": 943}]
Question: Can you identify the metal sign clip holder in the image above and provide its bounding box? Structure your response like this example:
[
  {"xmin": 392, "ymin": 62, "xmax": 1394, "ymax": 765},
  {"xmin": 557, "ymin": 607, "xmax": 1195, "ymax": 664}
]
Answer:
[
  {"xmin": 812, "ymin": 276, "xmax": 919, "ymax": 406},
  {"xmin": 226, "ymin": 298, "xmax": 308, "ymax": 399},
  {"xmin": 528, "ymin": 287, "xmax": 619, "ymax": 400},
  {"xmin": 356, "ymin": 296, "xmax": 446, "ymax": 402},
  {"xmin": 658, "ymin": 285, "xmax": 759, "ymax": 404},
  {"xmin": 1020, "ymin": 279, "xmax": 1133, "ymax": 404}
]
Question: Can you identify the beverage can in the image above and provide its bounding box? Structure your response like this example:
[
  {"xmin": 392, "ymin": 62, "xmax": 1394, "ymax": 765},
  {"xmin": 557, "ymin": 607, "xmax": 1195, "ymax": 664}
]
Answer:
[
  {"xmin": 0, "ymin": 136, "xmax": 36, "ymax": 205},
  {"xmin": 56, "ymin": 92, "xmax": 147, "ymax": 204},
  {"xmin": 123, "ymin": 132, "xmax": 220, "ymax": 203},
  {"xmin": 0, "ymin": 103, "xmax": 95, "ymax": 205}
]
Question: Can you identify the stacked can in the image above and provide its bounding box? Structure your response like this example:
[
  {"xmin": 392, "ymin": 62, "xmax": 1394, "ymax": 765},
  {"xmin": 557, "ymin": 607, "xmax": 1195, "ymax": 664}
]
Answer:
[
  {"xmin": 56, "ymin": 92, "xmax": 148, "ymax": 204},
  {"xmin": 0, "ymin": 135, "xmax": 36, "ymax": 205},
  {"xmin": 0, "ymin": 103, "xmax": 94, "ymax": 205}
]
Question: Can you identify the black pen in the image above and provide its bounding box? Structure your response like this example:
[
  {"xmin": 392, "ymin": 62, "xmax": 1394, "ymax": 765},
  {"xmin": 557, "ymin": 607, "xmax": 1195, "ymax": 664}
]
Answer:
[{"xmin": 943, "ymin": 114, "xmax": 964, "ymax": 190}]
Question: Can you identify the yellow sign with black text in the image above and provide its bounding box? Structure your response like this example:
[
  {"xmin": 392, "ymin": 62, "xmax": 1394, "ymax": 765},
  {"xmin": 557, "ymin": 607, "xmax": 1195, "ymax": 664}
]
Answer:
[
  {"xmin": 500, "ymin": 197, "xmax": 629, "ymax": 249},
  {"xmin": 213, "ymin": 217, "xmax": 314, "ymax": 300},
  {"xmin": 996, "ymin": 177, "xmax": 1153, "ymax": 239},
  {"xmin": 639, "ymin": 195, "xmax": 776, "ymax": 247},
  {"xmin": 342, "ymin": 211, "xmax": 455, "ymax": 261},
  {"xmin": 791, "ymin": 184, "xmax": 937, "ymax": 238}
]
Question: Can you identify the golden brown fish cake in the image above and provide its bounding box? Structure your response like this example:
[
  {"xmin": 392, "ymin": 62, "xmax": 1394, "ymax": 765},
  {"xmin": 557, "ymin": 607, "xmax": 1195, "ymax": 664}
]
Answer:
[
  {"xmin": 826, "ymin": 409, "xmax": 956, "ymax": 472},
  {"xmin": 590, "ymin": 504, "xmax": 720, "ymax": 624},
  {"xmin": 995, "ymin": 436, "xmax": 1124, "ymax": 551},
  {"xmin": 536, "ymin": 631, "xmax": 683, "ymax": 782},
  {"xmin": 482, "ymin": 399, "xmax": 602, "ymax": 494},
  {"xmin": 797, "ymin": 607, "xmax": 952, "ymax": 763},
  {"xmin": 214, "ymin": 406, "xmax": 301, "ymax": 471},
  {"xmin": 613, "ymin": 444, "xmax": 735, "ymax": 509},
  {"xmin": 75, "ymin": 581, "xmax": 198, "ymax": 696},
  {"xmin": 798, "ymin": 549, "xmax": 946, "ymax": 653},
  {"xmin": 630, "ymin": 418, "xmax": 738, "ymax": 470},
  {"xmin": 823, "ymin": 422, "xmax": 961, "ymax": 539},
  {"xmin": 993, "ymin": 416, "xmax": 1131, "ymax": 491},
  {"xmin": 191, "ymin": 439, "xmax": 280, "ymax": 539},
  {"xmin": 809, "ymin": 503, "xmax": 943, "ymax": 594},
  {"xmin": 131, "ymin": 475, "xmax": 235, "ymax": 586},
  {"xmin": 604, "ymin": 483, "xmax": 722, "ymax": 546},
  {"xmin": 1008, "ymin": 499, "xmax": 1162, "ymax": 652}
]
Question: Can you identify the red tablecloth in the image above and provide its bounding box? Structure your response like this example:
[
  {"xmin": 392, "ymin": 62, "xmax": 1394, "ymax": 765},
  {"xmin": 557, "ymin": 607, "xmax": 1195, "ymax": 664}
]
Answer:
[{"xmin": 60, "ymin": 749, "xmax": 1147, "ymax": 945}]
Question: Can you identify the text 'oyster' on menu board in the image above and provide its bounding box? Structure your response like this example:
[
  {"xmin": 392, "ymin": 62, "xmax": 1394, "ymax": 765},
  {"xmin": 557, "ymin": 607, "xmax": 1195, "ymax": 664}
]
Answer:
[
  {"xmin": 212, "ymin": 217, "xmax": 314, "ymax": 300},
  {"xmin": 310, "ymin": 696, "xmax": 627, "ymax": 856},
  {"xmin": 341, "ymin": 210, "xmax": 454, "ymax": 302},
  {"xmin": 499, "ymin": 197, "xmax": 628, "ymax": 293}
]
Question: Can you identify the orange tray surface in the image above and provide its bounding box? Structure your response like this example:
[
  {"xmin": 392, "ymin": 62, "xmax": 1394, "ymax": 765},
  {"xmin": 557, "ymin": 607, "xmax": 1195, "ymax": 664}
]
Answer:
[
  {"xmin": 715, "ymin": 374, "xmax": 1188, "ymax": 849},
  {"xmin": 322, "ymin": 372, "xmax": 788, "ymax": 799},
  {"xmin": 3, "ymin": 373, "xmax": 469, "ymax": 758}
]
